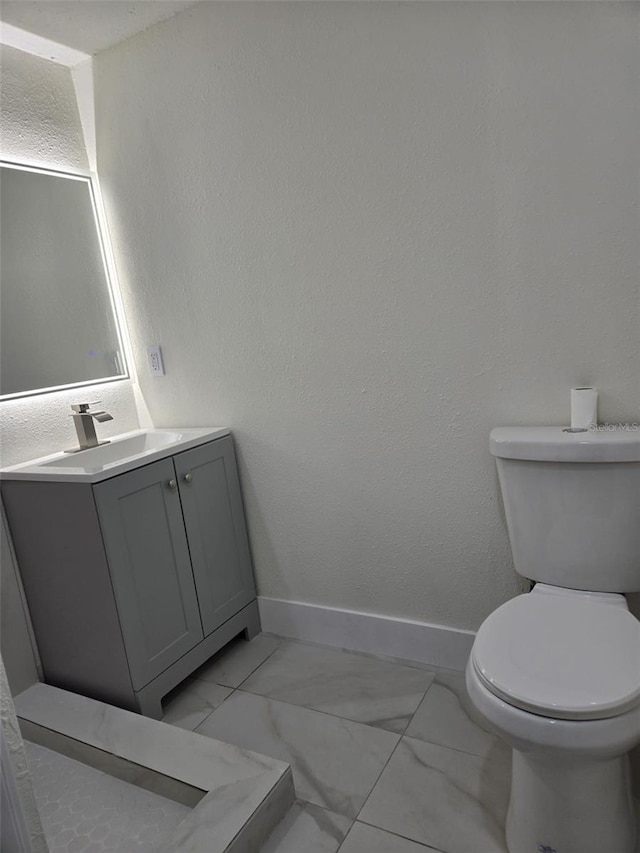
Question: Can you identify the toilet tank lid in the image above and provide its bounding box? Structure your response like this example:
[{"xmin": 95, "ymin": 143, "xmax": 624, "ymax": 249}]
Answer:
[{"xmin": 490, "ymin": 426, "xmax": 640, "ymax": 462}]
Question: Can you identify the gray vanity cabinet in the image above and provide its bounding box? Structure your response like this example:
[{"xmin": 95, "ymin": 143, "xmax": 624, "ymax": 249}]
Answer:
[
  {"xmin": 173, "ymin": 440, "xmax": 256, "ymax": 636},
  {"xmin": 93, "ymin": 457, "xmax": 205, "ymax": 691},
  {"xmin": 1, "ymin": 435, "xmax": 259, "ymax": 719}
]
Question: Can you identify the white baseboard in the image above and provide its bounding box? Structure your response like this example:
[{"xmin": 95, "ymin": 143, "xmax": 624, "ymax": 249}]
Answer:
[{"xmin": 257, "ymin": 597, "xmax": 475, "ymax": 672}]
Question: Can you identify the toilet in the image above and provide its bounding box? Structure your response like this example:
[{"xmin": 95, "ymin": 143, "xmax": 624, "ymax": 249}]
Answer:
[{"xmin": 466, "ymin": 426, "xmax": 640, "ymax": 853}]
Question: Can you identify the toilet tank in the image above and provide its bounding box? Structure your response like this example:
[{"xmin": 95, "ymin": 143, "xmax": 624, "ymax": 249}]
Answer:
[{"xmin": 491, "ymin": 426, "xmax": 640, "ymax": 592}]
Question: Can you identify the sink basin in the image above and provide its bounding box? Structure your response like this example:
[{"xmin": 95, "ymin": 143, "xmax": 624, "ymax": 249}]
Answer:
[
  {"xmin": 1, "ymin": 428, "xmax": 230, "ymax": 483},
  {"xmin": 40, "ymin": 431, "xmax": 184, "ymax": 469}
]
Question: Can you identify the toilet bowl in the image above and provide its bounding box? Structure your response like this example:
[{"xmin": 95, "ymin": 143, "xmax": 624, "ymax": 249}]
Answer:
[
  {"xmin": 468, "ymin": 426, "xmax": 640, "ymax": 853},
  {"xmin": 467, "ymin": 669, "xmax": 640, "ymax": 853},
  {"xmin": 466, "ymin": 585, "xmax": 640, "ymax": 853}
]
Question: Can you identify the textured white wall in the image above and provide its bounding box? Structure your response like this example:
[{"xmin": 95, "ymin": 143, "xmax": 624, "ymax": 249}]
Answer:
[
  {"xmin": 95, "ymin": 2, "xmax": 639, "ymax": 631},
  {"xmin": 0, "ymin": 45, "xmax": 140, "ymax": 467},
  {"xmin": 0, "ymin": 44, "xmax": 87, "ymax": 171}
]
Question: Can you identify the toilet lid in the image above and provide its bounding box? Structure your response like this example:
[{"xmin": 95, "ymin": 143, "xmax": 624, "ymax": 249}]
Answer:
[{"xmin": 472, "ymin": 593, "xmax": 640, "ymax": 720}]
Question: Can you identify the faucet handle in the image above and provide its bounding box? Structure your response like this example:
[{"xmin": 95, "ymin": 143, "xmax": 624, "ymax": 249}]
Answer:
[{"xmin": 71, "ymin": 402, "xmax": 101, "ymax": 413}]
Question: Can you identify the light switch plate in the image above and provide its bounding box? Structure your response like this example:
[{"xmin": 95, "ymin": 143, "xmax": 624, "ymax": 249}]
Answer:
[{"xmin": 147, "ymin": 345, "xmax": 165, "ymax": 376}]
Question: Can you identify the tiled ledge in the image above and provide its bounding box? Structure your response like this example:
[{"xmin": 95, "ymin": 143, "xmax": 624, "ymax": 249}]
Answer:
[{"xmin": 15, "ymin": 683, "xmax": 294, "ymax": 853}]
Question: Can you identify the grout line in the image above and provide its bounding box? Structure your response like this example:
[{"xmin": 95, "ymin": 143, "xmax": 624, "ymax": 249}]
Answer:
[
  {"xmin": 345, "ymin": 818, "xmax": 447, "ymax": 852},
  {"xmin": 234, "ymin": 644, "xmax": 283, "ymax": 690},
  {"xmin": 185, "ymin": 638, "xmax": 284, "ymax": 732},
  {"xmin": 401, "ymin": 731, "xmax": 512, "ymax": 767},
  {"xmin": 231, "ymin": 686, "xmax": 406, "ymax": 739},
  {"xmin": 190, "ymin": 638, "xmax": 283, "ymax": 691},
  {"xmin": 349, "ymin": 729, "xmax": 405, "ymax": 828},
  {"xmin": 397, "ymin": 671, "xmax": 438, "ymax": 738},
  {"xmin": 261, "ymin": 631, "xmax": 446, "ymax": 676},
  {"xmin": 192, "ymin": 683, "xmax": 244, "ymax": 734},
  {"xmin": 261, "ymin": 798, "xmax": 355, "ymax": 853}
]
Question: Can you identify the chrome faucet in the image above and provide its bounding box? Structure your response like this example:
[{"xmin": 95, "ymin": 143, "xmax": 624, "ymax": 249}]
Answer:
[{"xmin": 65, "ymin": 402, "xmax": 114, "ymax": 453}]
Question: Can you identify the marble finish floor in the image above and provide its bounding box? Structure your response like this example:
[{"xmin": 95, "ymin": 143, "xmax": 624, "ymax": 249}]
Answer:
[{"xmin": 162, "ymin": 633, "xmax": 640, "ymax": 853}]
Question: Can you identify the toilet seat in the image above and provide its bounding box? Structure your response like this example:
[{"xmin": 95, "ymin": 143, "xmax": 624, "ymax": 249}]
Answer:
[{"xmin": 472, "ymin": 589, "xmax": 640, "ymax": 720}]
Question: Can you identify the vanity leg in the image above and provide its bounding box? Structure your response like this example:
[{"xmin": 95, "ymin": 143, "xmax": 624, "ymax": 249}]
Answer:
[
  {"xmin": 135, "ymin": 689, "xmax": 164, "ymax": 721},
  {"xmin": 243, "ymin": 600, "xmax": 261, "ymax": 641}
]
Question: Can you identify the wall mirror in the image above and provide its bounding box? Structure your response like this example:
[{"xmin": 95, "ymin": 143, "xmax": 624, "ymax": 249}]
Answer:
[{"xmin": 0, "ymin": 161, "xmax": 128, "ymax": 400}]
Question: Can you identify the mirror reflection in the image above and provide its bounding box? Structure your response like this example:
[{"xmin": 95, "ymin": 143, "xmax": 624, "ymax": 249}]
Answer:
[{"xmin": 0, "ymin": 162, "xmax": 127, "ymax": 399}]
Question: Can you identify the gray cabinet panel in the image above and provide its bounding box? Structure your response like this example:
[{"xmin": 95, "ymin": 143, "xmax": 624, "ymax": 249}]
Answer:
[
  {"xmin": 1, "ymin": 481, "xmax": 135, "ymax": 709},
  {"xmin": 174, "ymin": 438, "xmax": 256, "ymax": 637},
  {"xmin": 94, "ymin": 458, "xmax": 204, "ymax": 689}
]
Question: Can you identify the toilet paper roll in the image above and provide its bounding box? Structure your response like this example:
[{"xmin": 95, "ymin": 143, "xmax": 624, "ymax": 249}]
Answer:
[{"xmin": 571, "ymin": 387, "xmax": 598, "ymax": 429}]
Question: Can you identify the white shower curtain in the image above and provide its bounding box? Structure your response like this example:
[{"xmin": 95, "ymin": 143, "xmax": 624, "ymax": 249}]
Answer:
[{"xmin": 0, "ymin": 654, "xmax": 48, "ymax": 853}]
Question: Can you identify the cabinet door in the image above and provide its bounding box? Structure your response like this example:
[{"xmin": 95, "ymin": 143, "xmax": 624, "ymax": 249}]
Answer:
[
  {"xmin": 174, "ymin": 438, "xmax": 256, "ymax": 636},
  {"xmin": 93, "ymin": 458, "xmax": 204, "ymax": 690}
]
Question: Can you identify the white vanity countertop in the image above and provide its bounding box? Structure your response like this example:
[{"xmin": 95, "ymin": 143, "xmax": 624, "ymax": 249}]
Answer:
[{"xmin": 0, "ymin": 427, "xmax": 230, "ymax": 484}]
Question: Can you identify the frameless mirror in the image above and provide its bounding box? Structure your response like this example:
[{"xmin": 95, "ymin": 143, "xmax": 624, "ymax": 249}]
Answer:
[{"xmin": 0, "ymin": 161, "xmax": 127, "ymax": 399}]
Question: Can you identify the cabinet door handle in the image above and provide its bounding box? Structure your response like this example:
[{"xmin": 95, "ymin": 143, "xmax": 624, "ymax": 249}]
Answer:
[
  {"xmin": 183, "ymin": 473, "xmax": 193, "ymax": 484},
  {"xmin": 167, "ymin": 479, "xmax": 177, "ymax": 490}
]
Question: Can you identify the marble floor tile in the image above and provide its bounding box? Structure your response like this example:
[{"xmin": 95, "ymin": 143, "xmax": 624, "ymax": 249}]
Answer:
[
  {"xmin": 195, "ymin": 691, "xmax": 399, "ymax": 818},
  {"xmin": 193, "ymin": 633, "xmax": 281, "ymax": 688},
  {"xmin": 406, "ymin": 671, "xmax": 511, "ymax": 763},
  {"xmin": 241, "ymin": 640, "xmax": 435, "ymax": 733},
  {"xmin": 340, "ymin": 822, "xmax": 443, "ymax": 853},
  {"xmin": 261, "ymin": 802, "xmax": 352, "ymax": 853},
  {"xmin": 358, "ymin": 736, "xmax": 510, "ymax": 853},
  {"xmin": 161, "ymin": 678, "xmax": 233, "ymax": 731}
]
